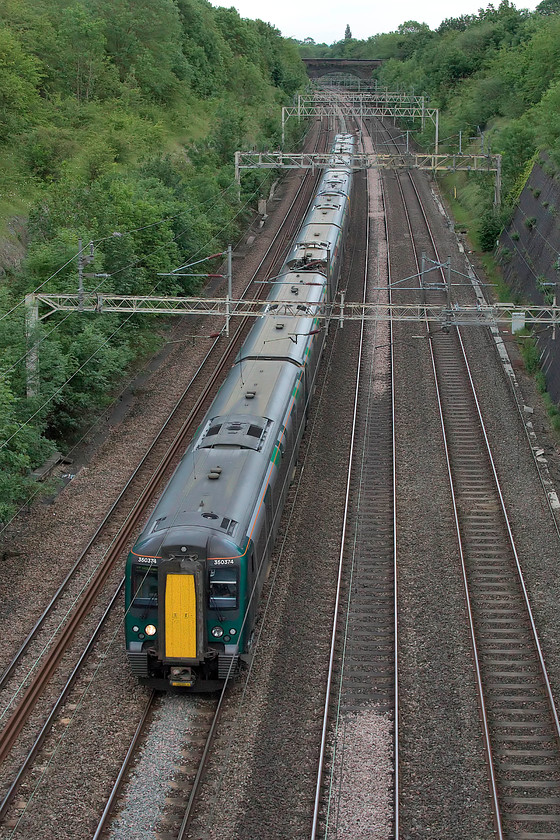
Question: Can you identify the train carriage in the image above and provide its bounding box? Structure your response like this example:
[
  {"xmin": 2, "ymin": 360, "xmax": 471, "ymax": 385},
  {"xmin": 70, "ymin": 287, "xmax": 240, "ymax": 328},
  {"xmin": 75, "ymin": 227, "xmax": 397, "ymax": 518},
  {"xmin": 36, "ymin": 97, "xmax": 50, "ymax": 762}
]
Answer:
[{"xmin": 125, "ymin": 134, "xmax": 354, "ymax": 690}]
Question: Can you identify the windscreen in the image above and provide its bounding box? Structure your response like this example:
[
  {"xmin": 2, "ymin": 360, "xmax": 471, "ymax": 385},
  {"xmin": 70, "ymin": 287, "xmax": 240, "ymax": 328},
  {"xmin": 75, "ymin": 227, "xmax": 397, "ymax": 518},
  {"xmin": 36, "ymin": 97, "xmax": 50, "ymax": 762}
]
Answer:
[
  {"xmin": 208, "ymin": 567, "xmax": 238, "ymax": 610},
  {"xmin": 132, "ymin": 565, "xmax": 158, "ymax": 605}
]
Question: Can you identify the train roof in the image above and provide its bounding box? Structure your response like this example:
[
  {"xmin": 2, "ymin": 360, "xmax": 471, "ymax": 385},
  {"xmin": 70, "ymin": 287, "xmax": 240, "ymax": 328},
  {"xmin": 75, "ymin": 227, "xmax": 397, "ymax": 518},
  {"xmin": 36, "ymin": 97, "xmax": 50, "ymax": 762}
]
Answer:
[
  {"xmin": 238, "ymin": 271, "xmax": 326, "ymax": 364},
  {"xmin": 135, "ymin": 359, "xmax": 303, "ymax": 552},
  {"xmin": 318, "ymin": 170, "xmax": 352, "ymax": 194}
]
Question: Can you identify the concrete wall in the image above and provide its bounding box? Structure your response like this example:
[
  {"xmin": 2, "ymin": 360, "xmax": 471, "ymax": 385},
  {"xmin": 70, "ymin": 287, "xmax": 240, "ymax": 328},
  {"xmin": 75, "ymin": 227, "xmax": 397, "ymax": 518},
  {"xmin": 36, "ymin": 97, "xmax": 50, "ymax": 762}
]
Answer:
[{"xmin": 497, "ymin": 156, "xmax": 560, "ymax": 403}]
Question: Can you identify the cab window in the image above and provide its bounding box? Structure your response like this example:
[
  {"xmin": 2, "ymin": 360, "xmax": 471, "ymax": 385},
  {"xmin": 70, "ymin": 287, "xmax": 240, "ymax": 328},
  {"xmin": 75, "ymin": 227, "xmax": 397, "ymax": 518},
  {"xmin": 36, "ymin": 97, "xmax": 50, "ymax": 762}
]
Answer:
[
  {"xmin": 209, "ymin": 567, "xmax": 238, "ymax": 610},
  {"xmin": 132, "ymin": 566, "xmax": 158, "ymax": 604}
]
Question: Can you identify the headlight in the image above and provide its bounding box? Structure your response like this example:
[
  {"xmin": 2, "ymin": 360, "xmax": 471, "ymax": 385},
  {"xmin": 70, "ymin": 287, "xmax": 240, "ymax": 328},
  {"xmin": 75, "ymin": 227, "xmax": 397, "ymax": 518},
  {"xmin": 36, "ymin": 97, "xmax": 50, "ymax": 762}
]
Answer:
[
  {"xmin": 132, "ymin": 625, "xmax": 139, "ymax": 633},
  {"xmin": 145, "ymin": 624, "xmax": 157, "ymax": 636},
  {"xmin": 211, "ymin": 626, "xmax": 224, "ymax": 638}
]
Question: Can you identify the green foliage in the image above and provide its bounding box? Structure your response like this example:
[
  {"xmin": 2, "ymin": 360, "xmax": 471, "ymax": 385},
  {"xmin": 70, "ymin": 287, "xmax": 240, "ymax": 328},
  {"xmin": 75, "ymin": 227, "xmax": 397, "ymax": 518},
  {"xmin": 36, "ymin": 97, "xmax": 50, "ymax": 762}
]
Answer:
[
  {"xmin": 0, "ymin": 25, "xmax": 43, "ymax": 136},
  {"xmin": 479, "ymin": 208, "xmax": 504, "ymax": 250},
  {"xmin": 0, "ymin": 0, "xmax": 307, "ymax": 517},
  {"xmin": 0, "ymin": 367, "xmax": 54, "ymax": 523},
  {"xmin": 518, "ymin": 333, "xmax": 542, "ymax": 373}
]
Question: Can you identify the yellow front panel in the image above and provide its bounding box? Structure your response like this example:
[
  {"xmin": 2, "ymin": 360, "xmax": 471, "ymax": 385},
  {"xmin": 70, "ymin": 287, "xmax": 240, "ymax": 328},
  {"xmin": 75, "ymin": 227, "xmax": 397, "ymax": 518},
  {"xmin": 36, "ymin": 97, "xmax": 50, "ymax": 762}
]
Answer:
[{"xmin": 165, "ymin": 574, "xmax": 197, "ymax": 659}]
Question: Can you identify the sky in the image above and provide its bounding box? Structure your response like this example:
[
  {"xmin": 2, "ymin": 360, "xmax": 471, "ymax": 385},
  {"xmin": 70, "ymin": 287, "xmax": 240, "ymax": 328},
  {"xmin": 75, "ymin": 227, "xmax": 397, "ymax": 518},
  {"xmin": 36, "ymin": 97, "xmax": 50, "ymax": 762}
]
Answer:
[{"xmin": 211, "ymin": 0, "xmax": 542, "ymax": 44}]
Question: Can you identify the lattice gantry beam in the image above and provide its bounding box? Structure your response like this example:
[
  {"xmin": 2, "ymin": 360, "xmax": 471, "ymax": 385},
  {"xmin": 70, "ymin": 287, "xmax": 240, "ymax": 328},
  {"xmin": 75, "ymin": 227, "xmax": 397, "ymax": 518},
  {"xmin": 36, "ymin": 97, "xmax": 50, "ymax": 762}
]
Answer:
[
  {"xmin": 30, "ymin": 293, "xmax": 559, "ymax": 330},
  {"xmin": 286, "ymin": 103, "xmax": 436, "ymax": 120},
  {"xmin": 284, "ymin": 90, "xmax": 439, "ymax": 141},
  {"xmin": 299, "ymin": 92, "xmax": 431, "ymax": 108},
  {"xmin": 235, "ymin": 151, "xmax": 499, "ymax": 173},
  {"xmin": 235, "ymin": 150, "xmax": 502, "ymax": 206}
]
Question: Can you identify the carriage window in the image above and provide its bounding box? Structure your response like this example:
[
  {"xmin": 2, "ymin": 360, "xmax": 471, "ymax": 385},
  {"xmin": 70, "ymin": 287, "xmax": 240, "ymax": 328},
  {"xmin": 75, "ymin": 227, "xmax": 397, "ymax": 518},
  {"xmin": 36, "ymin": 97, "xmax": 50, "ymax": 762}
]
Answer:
[
  {"xmin": 132, "ymin": 567, "xmax": 158, "ymax": 604},
  {"xmin": 209, "ymin": 567, "xmax": 238, "ymax": 610}
]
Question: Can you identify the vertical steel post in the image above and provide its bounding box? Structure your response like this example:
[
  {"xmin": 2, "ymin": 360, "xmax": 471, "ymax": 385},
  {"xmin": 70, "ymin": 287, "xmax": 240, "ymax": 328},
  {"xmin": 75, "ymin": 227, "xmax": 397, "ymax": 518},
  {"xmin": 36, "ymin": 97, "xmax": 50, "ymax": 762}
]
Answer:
[
  {"xmin": 226, "ymin": 244, "xmax": 232, "ymax": 338},
  {"xmin": 25, "ymin": 294, "xmax": 39, "ymax": 398},
  {"xmin": 494, "ymin": 155, "xmax": 502, "ymax": 208},
  {"xmin": 234, "ymin": 152, "xmax": 241, "ymax": 201},
  {"xmin": 78, "ymin": 238, "xmax": 84, "ymax": 311},
  {"xmin": 554, "ymin": 253, "xmax": 560, "ymax": 340}
]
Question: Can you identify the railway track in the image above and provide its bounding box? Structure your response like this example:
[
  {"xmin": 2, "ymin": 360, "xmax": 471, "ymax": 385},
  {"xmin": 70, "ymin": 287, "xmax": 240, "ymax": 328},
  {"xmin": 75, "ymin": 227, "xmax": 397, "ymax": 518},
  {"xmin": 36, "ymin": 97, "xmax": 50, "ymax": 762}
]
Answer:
[
  {"xmin": 394, "ymin": 136, "xmax": 560, "ymax": 836},
  {"xmin": 431, "ymin": 303, "xmax": 560, "ymax": 838},
  {"xmin": 92, "ymin": 692, "xmax": 221, "ymax": 840},
  {"xmin": 311, "ymin": 123, "xmax": 398, "ymax": 839},
  {"xmin": 0, "ymin": 123, "xmax": 332, "ymax": 828}
]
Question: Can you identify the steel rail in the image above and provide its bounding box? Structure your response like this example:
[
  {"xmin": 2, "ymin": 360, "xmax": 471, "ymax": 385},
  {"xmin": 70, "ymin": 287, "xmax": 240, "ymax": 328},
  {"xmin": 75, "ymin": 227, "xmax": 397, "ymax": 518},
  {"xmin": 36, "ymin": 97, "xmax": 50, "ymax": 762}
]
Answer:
[
  {"xmin": 404, "ymin": 156, "xmax": 560, "ymax": 834},
  {"xmin": 456, "ymin": 323, "xmax": 560, "ymax": 737},
  {"xmin": 386, "ymin": 156, "xmax": 400, "ymax": 840},
  {"xmin": 310, "ymin": 122, "xmax": 391, "ymax": 839},
  {"xmin": 0, "ymin": 585, "xmax": 124, "ymax": 821},
  {"xmin": 371, "ymin": 108, "xmax": 400, "ymax": 838},
  {"xmin": 395, "ymin": 159, "xmax": 504, "ymax": 837},
  {"xmin": 91, "ymin": 691, "xmax": 156, "ymax": 840}
]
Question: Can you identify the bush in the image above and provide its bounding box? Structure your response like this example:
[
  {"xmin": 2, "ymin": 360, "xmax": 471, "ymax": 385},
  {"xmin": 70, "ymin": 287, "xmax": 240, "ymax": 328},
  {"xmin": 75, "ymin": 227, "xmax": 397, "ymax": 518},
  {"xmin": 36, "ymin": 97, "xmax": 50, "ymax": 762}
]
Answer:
[
  {"xmin": 518, "ymin": 335, "xmax": 541, "ymax": 373},
  {"xmin": 480, "ymin": 209, "xmax": 503, "ymax": 251}
]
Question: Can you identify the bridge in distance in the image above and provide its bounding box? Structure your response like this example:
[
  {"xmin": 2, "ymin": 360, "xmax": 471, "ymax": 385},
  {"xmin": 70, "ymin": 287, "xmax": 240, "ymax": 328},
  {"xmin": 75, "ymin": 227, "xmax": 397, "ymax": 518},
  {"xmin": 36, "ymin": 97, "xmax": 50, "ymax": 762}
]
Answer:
[{"xmin": 302, "ymin": 58, "xmax": 383, "ymax": 80}]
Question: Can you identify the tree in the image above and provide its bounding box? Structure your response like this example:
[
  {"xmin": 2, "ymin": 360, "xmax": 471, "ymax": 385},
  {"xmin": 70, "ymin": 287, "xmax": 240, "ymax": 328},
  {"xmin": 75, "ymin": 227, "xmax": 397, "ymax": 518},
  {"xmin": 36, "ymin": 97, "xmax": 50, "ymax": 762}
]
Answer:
[
  {"xmin": 345, "ymin": 24, "xmax": 352, "ymax": 40},
  {"xmin": 536, "ymin": 0, "xmax": 560, "ymax": 14},
  {"xmin": 0, "ymin": 26, "xmax": 42, "ymax": 136}
]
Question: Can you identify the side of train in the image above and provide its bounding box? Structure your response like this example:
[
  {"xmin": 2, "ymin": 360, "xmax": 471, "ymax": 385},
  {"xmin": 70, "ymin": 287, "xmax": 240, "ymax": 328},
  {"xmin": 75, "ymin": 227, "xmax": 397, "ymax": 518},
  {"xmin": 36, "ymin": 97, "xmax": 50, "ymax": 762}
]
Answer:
[{"xmin": 125, "ymin": 134, "xmax": 355, "ymax": 690}]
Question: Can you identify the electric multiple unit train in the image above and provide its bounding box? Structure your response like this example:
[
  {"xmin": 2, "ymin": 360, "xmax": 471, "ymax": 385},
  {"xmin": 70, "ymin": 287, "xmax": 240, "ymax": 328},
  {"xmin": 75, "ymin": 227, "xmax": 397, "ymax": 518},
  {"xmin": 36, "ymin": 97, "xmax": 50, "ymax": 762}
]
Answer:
[{"xmin": 125, "ymin": 134, "xmax": 354, "ymax": 690}]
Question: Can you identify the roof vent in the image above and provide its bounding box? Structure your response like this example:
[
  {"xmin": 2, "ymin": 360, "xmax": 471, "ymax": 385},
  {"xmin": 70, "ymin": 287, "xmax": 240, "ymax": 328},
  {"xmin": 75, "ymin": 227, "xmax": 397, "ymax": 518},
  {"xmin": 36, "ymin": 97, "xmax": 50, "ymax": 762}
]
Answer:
[
  {"xmin": 208, "ymin": 471, "xmax": 221, "ymax": 480},
  {"xmin": 245, "ymin": 390, "xmax": 256, "ymax": 399},
  {"xmin": 291, "ymin": 286, "xmax": 299, "ymax": 295},
  {"xmin": 275, "ymin": 323, "xmax": 285, "ymax": 330},
  {"xmin": 202, "ymin": 512, "xmax": 219, "ymax": 519}
]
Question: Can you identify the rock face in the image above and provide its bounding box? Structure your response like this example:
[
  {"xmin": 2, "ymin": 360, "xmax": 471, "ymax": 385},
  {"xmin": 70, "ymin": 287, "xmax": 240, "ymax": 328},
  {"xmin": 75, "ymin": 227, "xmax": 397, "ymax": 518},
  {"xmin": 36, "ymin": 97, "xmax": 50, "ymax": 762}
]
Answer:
[
  {"xmin": 0, "ymin": 216, "xmax": 28, "ymax": 277},
  {"xmin": 498, "ymin": 155, "xmax": 560, "ymax": 403}
]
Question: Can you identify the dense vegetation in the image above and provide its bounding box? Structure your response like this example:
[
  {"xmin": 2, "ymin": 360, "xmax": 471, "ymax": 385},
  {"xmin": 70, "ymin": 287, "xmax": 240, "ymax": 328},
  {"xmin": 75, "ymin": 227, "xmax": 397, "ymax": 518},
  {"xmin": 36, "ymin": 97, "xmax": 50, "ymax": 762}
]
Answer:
[
  {"xmin": 300, "ymin": 1, "xmax": 560, "ymax": 245},
  {"xmin": 0, "ymin": 0, "xmax": 306, "ymax": 521}
]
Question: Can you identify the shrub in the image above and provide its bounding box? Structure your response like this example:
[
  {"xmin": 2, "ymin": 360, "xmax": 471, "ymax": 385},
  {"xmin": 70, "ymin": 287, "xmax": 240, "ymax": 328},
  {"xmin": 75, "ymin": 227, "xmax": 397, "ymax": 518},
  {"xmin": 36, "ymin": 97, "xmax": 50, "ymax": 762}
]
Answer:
[{"xmin": 480, "ymin": 209, "xmax": 503, "ymax": 251}]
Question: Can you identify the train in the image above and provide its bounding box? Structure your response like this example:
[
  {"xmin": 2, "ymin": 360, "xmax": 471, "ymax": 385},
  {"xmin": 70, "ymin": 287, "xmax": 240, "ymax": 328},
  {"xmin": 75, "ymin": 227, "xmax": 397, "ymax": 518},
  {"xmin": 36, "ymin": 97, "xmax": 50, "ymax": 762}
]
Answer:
[{"xmin": 124, "ymin": 133, "xmax": 355, "ymax": 690}]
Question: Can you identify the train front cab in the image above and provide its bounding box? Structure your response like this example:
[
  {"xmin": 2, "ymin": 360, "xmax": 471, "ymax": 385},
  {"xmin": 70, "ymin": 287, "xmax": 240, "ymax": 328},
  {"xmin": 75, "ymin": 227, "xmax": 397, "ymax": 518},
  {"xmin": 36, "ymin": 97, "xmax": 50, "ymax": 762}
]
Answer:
[{"xmin": 126, "ymin": 536, "xmax": 248, "ymax": 691}]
